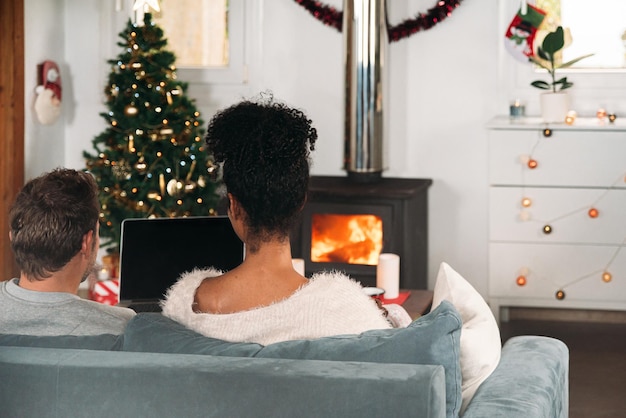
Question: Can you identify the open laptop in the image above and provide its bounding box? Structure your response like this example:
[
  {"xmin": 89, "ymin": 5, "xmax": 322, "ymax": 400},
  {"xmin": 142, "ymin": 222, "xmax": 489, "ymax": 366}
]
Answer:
[{"xmin": 118, "ymin": 216, "xmax": 244, "ymax": 312}]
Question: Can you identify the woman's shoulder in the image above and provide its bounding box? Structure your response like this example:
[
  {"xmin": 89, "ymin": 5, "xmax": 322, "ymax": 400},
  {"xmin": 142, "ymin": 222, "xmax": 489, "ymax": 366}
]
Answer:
[{"xmin": 161, "ymin": 267, "xmax": 222, "ymax": 315}]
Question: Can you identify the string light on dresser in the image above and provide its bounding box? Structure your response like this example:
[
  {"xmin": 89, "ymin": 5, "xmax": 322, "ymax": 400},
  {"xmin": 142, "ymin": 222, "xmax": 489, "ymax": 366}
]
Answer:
[{"xmin": 513, "ymin": 124, "xmax": 626, "ymax": 300}]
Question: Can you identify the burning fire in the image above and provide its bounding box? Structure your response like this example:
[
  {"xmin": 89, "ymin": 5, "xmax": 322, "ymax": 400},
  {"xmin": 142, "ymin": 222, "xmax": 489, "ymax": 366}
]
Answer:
[{"xmin": 310, "ymin": 214, "xmax": 383, "ymax": 265}]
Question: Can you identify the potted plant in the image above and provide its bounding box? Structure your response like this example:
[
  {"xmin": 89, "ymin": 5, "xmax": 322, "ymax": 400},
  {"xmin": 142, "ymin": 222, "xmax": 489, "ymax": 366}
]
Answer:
[{"xmin": 529, "ymin": 26, "xmax": 593, "ymax": 122}]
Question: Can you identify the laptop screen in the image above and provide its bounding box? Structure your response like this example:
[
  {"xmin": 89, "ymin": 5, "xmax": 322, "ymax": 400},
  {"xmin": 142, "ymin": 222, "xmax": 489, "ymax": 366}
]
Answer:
[{"xmin": 118, "ymin": 216, "xmax": 244, "ymax": 303}]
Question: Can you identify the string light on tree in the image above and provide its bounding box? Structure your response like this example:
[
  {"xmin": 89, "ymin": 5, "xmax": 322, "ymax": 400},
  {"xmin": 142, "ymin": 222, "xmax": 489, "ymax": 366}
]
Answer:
[{"xmin": 83, "ymin": 13, "xmax": 222, "ymax": 253}]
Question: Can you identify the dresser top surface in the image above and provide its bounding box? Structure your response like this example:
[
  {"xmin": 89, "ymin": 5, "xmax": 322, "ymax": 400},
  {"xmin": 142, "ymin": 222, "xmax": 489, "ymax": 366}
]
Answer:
[{"xmin": 488, "ymin": 116, "xmax": 626, "ymax": 132}]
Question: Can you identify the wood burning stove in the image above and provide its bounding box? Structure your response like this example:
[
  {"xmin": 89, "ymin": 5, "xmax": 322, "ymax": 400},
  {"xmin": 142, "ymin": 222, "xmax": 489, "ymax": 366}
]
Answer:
[{"xmin": 291, "ymin": 176, "xmax": 432, "ymax": 289}]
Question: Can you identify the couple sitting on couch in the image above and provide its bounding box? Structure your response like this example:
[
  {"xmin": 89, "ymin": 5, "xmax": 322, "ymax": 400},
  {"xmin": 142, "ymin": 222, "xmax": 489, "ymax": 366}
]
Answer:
[{"xmin": 2, "ymin": 96, "xmax": 501, "ymax": 415}]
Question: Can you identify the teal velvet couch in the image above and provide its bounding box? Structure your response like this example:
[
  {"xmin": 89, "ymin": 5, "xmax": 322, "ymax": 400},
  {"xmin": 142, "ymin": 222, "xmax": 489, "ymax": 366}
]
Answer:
[{"xmin": 0, "ymin": 301, "xmax": 568, "ymax": 418}]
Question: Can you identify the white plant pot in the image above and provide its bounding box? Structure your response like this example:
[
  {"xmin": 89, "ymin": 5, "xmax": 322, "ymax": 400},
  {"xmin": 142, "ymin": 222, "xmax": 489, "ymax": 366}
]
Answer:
[{"xmin": 540, "ymin": 92, "xmax": 570, "ymax": 123}]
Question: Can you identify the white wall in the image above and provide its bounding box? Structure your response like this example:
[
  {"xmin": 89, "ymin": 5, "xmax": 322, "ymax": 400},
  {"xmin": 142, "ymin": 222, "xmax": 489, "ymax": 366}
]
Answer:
[
  {"xmin": 255, "ymin": 0, "xmax": 499, "ymax": 292},
  {"xmin": 24, "ymin": 0, "xmax": 500, "ymax": 295},
  {"xmin": 24, "ymin": 0, "xmax": 66, "ymax": 180}
]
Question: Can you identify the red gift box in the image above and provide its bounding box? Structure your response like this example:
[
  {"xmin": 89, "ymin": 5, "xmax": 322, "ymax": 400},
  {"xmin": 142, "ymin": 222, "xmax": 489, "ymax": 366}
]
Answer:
[{"xmin": 90, "ymin": 279, "xmax": 120, "ymax": 306}]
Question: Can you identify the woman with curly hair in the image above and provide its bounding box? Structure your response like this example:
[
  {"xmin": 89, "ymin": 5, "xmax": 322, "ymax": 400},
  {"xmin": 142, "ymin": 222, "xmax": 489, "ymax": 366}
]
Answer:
[{"xmin": 161, "ymin": 96, "xmax": 401, "ymax": 345}]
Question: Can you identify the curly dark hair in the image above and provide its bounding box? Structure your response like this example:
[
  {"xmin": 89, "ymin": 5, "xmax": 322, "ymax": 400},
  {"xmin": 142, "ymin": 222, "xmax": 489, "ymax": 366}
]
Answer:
[
  {"xmin": 205, "ymin": 96, "xmax": 317, "ymax": 244},
  {"xmin": 9, "ymin": 168, "xmax": 100, "ymax": 280}
]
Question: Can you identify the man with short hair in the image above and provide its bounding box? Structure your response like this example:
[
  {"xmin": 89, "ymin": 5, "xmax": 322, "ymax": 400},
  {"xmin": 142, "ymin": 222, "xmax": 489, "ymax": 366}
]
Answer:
[{"xmin": 1, "ymin": 168, "xmax": 135, "ymax": 335}]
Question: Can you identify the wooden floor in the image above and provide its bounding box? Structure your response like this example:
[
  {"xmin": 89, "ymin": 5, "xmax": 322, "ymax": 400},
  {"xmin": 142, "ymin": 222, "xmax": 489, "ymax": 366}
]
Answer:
[{"xmin": 500, "ymin": 315, "xmax": 626, "ymax": 418}]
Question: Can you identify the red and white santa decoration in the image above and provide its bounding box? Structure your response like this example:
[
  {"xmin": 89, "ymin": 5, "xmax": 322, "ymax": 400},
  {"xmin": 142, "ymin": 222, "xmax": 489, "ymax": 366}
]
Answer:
[{"xmin": 34, "ymin": 60, "xmax": 62, "ymax": 125}]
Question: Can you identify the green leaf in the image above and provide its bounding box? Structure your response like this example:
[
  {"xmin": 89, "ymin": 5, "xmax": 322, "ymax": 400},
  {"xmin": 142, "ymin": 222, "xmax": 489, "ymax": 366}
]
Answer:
[
  {"xmin": 560, "ymin": 81, "xmax": 574, "ymax": 90},
  {"xmin": 542, "ymin": 26, "xmax": 565, "ymax": 55},
  {"xmin": 558, "ymin": 53, "xmax": 595, "ymax": 69},
  {"xmin": 531, "ymin": 80, "xmax": 551, "ymax": 90}
]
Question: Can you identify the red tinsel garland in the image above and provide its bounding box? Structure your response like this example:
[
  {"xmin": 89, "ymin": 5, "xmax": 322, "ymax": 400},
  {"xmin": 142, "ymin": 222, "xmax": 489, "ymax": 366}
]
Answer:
[{"xmin": 293, "ymin": 0, "xmax": 464, "ymax": 42}]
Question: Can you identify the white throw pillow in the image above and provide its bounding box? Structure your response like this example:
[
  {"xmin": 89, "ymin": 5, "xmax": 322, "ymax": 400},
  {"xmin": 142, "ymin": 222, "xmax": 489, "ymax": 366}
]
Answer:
[{"xmin": 432, "ymin": 262, "xmax": 501, "ymax": 415}]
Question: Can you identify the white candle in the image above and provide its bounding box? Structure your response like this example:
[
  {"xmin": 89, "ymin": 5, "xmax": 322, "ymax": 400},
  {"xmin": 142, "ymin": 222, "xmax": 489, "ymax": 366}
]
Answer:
[
  {"xmin": 376, "ymin": 253, "xmax": 400, "ymax": 299},
  {"xmin": 292, "ymin": 258, "xmax": 305, "ymax": 276}
]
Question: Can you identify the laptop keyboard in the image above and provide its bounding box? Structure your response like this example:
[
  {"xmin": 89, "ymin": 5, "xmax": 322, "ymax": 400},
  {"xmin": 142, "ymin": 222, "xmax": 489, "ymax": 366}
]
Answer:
[{"xmin": 127, "ymin": 302, "xmax": 163, "ymax": 313}]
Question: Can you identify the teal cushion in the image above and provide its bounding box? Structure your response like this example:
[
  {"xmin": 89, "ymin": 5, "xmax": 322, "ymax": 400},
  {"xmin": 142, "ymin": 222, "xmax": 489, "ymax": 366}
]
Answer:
[
  {"xmin": 124, "ymin": 301, "xmax": 462, "ymax": 417},
  {"xmin": 0, "ymin": 333, "xmax": 123, "ymax": 350}
]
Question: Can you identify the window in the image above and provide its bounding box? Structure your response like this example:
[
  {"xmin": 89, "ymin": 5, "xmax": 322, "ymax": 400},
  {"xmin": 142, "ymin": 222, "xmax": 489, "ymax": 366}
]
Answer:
[
  {"xmin": 537, "ymin": 0, "xmax": 626, "ymax": 69},
  {"xmin": 129, "ymin": 0, "xmax": 250, "ymax": 85}
]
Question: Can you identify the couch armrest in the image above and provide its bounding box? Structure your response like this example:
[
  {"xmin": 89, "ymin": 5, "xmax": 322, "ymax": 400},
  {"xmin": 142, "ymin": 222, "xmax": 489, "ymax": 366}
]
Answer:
[
  {"xmin": 0, "ymin": 346, "xmax": 447, "ymax": 418},
  {"xmin": 462, "ymin": 335, "xmax": 569, "ymax": 418}
]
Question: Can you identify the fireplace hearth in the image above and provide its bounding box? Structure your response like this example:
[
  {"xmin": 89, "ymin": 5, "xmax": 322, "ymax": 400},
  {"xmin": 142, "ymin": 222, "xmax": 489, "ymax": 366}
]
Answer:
[{"xmin": 291, "ymin": 176, "xmax": 432, "ymax": 289}]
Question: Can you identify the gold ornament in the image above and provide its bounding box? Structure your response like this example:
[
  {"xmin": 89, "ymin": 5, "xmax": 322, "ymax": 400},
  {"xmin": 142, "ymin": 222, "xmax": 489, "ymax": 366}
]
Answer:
[
  {"xmin": 166, "ymin": 179, "xmax": 185, "ymax": 197},
  {"xmin": 184, "ymin": 182, "xmax": 197, "ymax": 193},
  {"xmin": 134, "ymin": 157, "xmax": 147, "ymax": 173},
  {"xmin": 159, "ymin": 173, "xmax": 166, "ymax": 195},
  {"xmin": 111, "ymin": 160, "xmax": 132, "ymax": 180},
  {"xmin": 147, "ymin": 191, "xmax": 162, "ymax": 201},
  {"xmin": 125, "ymin": 105, "xmax": 138, "ymax": 116}
]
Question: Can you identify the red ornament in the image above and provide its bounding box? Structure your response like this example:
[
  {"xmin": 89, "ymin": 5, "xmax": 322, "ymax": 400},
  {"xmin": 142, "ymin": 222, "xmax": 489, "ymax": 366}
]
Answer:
[
  {"xmin": 293, "ymin": 0, "xmax": 465, "ymax": 42},
  {"xmin": 588, "ymin": 208, "xmax": 599, "ymax": 218},
  {"xmin": 516, "ymin": 275, "xmax": 527, "ymax": 286},
  {"xmin": 527, "ymin": 159, "xmax": 538, "ymax": 169}
]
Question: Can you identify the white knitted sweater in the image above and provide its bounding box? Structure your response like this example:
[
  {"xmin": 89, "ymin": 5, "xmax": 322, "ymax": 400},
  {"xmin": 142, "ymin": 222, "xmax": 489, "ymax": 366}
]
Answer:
[{"xmin": 161, "ymin": 268, "xmax": 392, "ymax": 345}]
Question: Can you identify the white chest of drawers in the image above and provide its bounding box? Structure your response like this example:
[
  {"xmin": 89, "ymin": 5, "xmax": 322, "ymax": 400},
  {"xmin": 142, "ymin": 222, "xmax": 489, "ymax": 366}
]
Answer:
[{"xmin": 487, "ymin": 116, "xmax": 626, "ymax": 321}]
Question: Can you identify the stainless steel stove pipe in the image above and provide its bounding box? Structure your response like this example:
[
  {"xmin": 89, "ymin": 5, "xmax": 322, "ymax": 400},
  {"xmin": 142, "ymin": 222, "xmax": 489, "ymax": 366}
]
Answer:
[{"xmin": 343, "ymin": 0, "xmax": 388, "ymax": 182}]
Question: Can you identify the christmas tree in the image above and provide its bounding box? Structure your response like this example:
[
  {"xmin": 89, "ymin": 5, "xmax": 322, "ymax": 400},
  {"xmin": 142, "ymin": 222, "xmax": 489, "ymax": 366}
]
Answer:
[{"xmin": 84, "ymin": 13, "xmax": 222, "ymax": 252}]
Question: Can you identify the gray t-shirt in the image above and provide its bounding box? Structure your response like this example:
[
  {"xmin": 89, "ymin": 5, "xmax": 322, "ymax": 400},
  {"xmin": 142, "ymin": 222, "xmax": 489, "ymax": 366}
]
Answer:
[{"xmin": 0, "ymin": 278, "xmax": 135, "ymax": 336}]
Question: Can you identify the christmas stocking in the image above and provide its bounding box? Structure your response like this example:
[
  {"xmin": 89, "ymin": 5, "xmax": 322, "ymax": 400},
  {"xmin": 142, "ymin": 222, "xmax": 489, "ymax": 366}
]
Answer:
[{"xmin": 504, "ymin": 2, "xmax": 547, "ymax": 63}]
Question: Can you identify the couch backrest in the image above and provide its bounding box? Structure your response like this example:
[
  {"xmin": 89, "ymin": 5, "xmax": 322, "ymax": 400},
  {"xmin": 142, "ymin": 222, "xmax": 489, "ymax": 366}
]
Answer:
[
  {"xmin": 0, "ymin": 345, "xmax": 446, "ymax": 418},
  {"xmin": 122, "ymin": 300, "xmax": 463, "ymax": 418}
]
